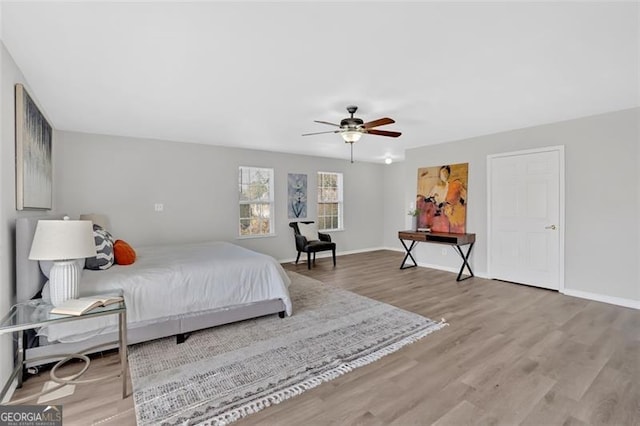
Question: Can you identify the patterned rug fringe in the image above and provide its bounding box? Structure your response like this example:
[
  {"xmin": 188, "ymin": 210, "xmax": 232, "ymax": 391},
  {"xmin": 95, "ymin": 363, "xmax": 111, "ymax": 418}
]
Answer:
[{"xmin": 199, "ymin": 318, "xmax": 448, "ymax": 426}]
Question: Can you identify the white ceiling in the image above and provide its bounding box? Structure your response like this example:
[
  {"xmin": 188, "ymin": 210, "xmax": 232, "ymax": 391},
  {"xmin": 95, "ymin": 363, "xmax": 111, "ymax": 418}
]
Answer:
[{"xmin": 2, "ymin": 1, "xmax": 638, "ymax": 163}]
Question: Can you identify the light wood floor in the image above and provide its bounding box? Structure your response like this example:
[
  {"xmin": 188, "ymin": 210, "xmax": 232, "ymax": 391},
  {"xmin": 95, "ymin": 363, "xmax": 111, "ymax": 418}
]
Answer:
[{"xmin": 11, "ymin": 250, "xmax": 639, "ymax": 425}]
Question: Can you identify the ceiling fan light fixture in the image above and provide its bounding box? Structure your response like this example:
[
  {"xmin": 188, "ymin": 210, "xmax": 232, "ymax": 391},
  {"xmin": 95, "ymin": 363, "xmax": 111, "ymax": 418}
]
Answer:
[
  {"xmin": 342, "ymin": 130, "xmax": 362, "ymax": 143},
  {"xmin": 303, "ymin": 106, "xmax": 401, "ymax": 163}
]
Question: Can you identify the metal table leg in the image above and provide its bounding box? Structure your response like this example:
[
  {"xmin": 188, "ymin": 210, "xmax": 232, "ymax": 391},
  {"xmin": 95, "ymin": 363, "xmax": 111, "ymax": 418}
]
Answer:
[
  {"xmin": 17, "ymin": 331, "xmax": 24, "ymax": 388},
  {"xmin": 119, "ymin": 310, "xmax": 128, "ymax": 399},
  {"xmin": 0, "ymin": 330, "xmax": 26, "ymax": 402},
  {"xmin": 399, "ymin": 239, "xmax": 418, "ymax": 269},
  {"xmin": 454, "ymin": 242, "xmax": 475, "ymax": 281}
]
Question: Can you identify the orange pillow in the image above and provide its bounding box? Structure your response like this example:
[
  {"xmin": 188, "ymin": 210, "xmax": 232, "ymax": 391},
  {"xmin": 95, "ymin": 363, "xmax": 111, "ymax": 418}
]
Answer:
[{"xmin": 114, "ymin": 240, "xmax": 136, "ymax": 265}]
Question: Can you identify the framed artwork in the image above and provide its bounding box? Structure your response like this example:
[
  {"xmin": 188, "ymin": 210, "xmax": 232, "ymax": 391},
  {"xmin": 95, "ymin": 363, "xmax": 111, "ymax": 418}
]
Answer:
[
  {"xmin": 15, "ymin": 83, "xmax": 52, "ymax": 210},
  {"xmin": 287, "ymin": 173, "xmax": 307, "ymax": 218},
  {"xmin": 416, "ymin": 163, "xmax": 468, "ymax": 233}
]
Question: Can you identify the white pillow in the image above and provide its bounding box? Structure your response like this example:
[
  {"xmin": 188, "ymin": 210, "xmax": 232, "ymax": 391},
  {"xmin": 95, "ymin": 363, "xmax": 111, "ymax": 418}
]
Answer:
[{"xmin": 298, "ymin": 223, "xmax": 319, "ymax": 242}]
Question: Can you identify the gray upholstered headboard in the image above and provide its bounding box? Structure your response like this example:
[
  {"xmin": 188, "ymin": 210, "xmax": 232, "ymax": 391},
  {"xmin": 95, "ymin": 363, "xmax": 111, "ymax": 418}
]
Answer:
[{"xmin": 16, "ymin": 216, "xmax": 61, "ymax": 303}]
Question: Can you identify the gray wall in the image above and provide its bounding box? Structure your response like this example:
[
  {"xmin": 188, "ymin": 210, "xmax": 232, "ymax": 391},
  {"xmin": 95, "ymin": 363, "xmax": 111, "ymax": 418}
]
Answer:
[
  {"xmin": 54, "ymin": 131, "xmax": 385, "ymax": 261},
  {"xmin": 382, "ymin": 162, "xmax": 407, "ymax": 247},
  {"xmin": 0, "ymin": 42, "xmax": 58, "ymax": 393},
  {"xmin": 384, "ymin": 108, "xmax": 639, "ymax": 303}
]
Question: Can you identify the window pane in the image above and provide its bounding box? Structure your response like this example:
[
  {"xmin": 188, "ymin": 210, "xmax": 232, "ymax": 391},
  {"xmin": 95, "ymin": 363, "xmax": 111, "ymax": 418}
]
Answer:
[
  {"xmin": 240, "ymin": 219, "xmax": 251, "ymax": 235},
  {"xmin": 317, "ymin": 172, "xmax": 343, "ymax": 230},
  {"xmin": 249, "ymin": 217, "xmax": 260, "ymax": 234},
  {"xmin": 239, "ymin": 169, "xmax": 247, "ymax": 187},
  {"xmin": 239, "ymin": 184, "xmax": 249, "ymax": 201},
  {"xmin": 239, "ymin": 204, "xmax": 251, "ymax": 218},
  {"xmin": 239, "ymin": 167, "xmax": 272, "ymax": 202},
  {"xmin": 239, "ymin": 167, "xmax": 274, "ymax": 236}
]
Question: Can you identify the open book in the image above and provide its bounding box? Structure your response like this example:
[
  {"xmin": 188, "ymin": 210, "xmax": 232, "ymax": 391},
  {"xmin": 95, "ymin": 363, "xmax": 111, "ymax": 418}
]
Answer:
[{"xmin": 50, "ymin": 295, "xmax": 123, "ymax": 316}]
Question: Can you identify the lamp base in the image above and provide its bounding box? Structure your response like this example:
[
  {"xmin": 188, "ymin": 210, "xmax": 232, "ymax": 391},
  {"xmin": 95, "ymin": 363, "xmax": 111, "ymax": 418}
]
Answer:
[{"xmin": 49, "ymin": 260, "xmax": 80, "ymax": 307}]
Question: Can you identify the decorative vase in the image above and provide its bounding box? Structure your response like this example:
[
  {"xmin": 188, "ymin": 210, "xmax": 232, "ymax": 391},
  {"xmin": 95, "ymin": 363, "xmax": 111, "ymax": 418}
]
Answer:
[{"xmin": 411, "ymin": 216, "xmax": 418, "ymax": 231}]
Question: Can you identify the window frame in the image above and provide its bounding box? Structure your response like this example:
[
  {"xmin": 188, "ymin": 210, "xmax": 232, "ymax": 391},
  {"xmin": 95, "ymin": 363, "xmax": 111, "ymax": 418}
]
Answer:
[
  {"xmin": 317, "ymin": 171, "xmax": 344, "ymax": 232},
  {"xmin": 238, "ymin": 166, "xmax": 275, "ymax": 238}
]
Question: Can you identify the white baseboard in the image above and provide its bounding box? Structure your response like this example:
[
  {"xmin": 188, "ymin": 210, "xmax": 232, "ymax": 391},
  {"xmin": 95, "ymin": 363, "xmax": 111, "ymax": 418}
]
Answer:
[
  {"xmin": 362, "ymin": 247, "xmax": 492, "ymax": 278},
  {"xmin": 415, "ymin": 262, "xmax": 490, "ymax": 279},
  {"xmin": 279, "ymin": 246, "xmax": 388, "ymax": 264},
  {"xmin": 562, "ymin": 289, "xmax": 640, "ymax": 309},
  {"xmin": 382, "ymin": 246, "xmax": 404, "ymax": 253},
  {"xmin": 281, "ymin": 247, "xmax": 494, "ymax": 279},
  {"xmin": 1, "ymin": 379, "xmax": 17, "ymax": 404},
  {"xmin": 280, "ymin": 248, "xmax": 639, "ymax": 309},
  {"xmin": 416, "ymin": 261, "xmax": 459, "ymax": 274}
]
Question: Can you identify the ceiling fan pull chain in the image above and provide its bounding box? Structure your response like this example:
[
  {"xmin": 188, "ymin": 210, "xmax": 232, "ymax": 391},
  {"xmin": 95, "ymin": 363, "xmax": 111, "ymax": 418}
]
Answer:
[{"xmin": 350, "ymin": 142, "xmax": 354, "ymax": 163}]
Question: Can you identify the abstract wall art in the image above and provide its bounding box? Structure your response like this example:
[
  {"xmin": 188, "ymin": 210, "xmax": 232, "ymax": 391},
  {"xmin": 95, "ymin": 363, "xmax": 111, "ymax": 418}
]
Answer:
[
  {"xmin": 416, "ymin": 163, "xmax": 469, "ymax": 233},
  {"xmin": 287, "ymin": 173, "xmax": 307, "ymax": 219},
  {"xmin": 15, "ymin": 84, "xmax": 52, "ymax": 210}
]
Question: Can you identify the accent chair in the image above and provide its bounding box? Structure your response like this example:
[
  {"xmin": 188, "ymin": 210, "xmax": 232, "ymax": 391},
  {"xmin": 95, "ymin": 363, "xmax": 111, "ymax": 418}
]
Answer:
[{"xmin": 289, "ymin": 221, "xmax": 336, "ymax": 270}]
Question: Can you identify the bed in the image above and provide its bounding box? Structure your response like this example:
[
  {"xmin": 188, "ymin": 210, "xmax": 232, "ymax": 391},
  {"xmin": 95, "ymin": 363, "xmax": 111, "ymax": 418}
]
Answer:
[{"xmin": 16, "ymin": 217, "xmax": 292, "ymax": 365}]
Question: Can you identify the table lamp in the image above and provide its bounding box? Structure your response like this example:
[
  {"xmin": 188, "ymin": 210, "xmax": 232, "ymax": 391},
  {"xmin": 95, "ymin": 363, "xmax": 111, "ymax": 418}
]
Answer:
[{"xmin": 28, "ymin": 217, "xmax": 96, "ymax": 306}]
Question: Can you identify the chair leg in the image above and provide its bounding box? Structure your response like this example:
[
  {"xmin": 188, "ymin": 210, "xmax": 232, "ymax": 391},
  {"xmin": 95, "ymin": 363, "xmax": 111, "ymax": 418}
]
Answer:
[
  {"xmin": 307, "ymin": 252, "xmax": 311, "ymax": 269},
  {"xmin": 332, "ymin": 248, "xmax": 336, "ymax": 267},
  {"xmin": 313, "ymin": 252, "xmax": 316, "ymax": 265},
  {"xmin": 295, "ymin": 251, "xmax": 301, "ymax": 264}
]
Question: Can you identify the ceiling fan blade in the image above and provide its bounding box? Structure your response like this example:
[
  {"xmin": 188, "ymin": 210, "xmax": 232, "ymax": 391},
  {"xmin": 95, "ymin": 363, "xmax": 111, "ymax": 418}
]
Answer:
[
  {"xmin": 363, "ymin": 117, "xmax": 395, "ymax": 129},
  {"xmin": 314, "ymin": 120, "xmax": 341, "ymax": 127},
  {"xmin": 302, "ymin": 130, "xmax": 341, "ymax": 136},
  {"xmin": 365, "ymin": 129, "xmax": 402, "ymax": 138}
]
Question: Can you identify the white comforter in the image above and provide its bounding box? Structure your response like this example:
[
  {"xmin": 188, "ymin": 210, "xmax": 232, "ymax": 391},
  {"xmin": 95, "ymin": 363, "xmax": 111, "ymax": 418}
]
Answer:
[{"xmin": 40, "ymin": 241, "xmax": 292, "ymax": 342}]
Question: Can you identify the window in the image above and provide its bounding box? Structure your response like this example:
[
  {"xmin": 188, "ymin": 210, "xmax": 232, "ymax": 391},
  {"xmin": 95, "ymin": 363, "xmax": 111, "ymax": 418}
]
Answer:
[
  {"xmin": 239, "ymin": 167, "xmax": 274, "ymax": 236},
  {"xmin": 317, "ymin": 172, "xmax": 343, "ymax": 231}
]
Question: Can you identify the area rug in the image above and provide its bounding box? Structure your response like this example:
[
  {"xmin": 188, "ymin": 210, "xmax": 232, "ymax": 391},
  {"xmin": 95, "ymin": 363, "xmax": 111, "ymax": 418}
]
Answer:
[{"xmin": 128, "ymin": 272, "xmax": 447, "ymax": 425}]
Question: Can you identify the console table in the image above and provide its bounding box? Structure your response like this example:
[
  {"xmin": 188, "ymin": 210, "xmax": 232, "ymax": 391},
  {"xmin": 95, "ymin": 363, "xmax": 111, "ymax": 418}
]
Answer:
[{"xmin": 398, "ymin": 231, "xmax": 476, "ymax": 281}]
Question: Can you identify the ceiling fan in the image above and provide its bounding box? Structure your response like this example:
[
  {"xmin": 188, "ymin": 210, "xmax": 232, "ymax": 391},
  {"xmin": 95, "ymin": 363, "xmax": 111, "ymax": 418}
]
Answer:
[{"xmin": 302, "ymin": 106, "xmax": 402, "ymax": 163}]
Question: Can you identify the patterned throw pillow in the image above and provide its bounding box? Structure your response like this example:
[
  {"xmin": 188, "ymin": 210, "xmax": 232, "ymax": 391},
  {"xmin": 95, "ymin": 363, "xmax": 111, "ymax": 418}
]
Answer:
[
  {"xmin": 85, "ymin": 224, "xmax": 115, "ymax": 270},
  {"xmin": 114, "ymin": 239, "xmax": 136, "ymax": 265}
]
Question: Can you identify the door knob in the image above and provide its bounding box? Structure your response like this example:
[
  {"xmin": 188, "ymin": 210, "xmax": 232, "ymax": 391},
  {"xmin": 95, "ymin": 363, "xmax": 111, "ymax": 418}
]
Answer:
[{"xmin": 545, "ymin": 225, "xmax": 557, "ymax": 230}]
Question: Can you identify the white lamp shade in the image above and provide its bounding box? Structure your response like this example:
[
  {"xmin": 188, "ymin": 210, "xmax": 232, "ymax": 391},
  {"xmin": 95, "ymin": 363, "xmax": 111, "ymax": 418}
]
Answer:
[
  {"xmin": 79, "ymin": 213, "xmax": 110, "ymax": 230},
  {"xmin": 342, "ymin": 130, "xmax": 362, "ymax": 143},
  {"xmin": 29, "ymin": 220, "xmax": 97, "ymax": 261}
]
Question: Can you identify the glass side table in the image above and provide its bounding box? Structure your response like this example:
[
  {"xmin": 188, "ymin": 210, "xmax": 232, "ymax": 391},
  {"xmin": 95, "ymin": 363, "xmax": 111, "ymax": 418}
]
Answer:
[{"xmin": 0, "ymin": 298, "xmax": 127, "ymax": 405}]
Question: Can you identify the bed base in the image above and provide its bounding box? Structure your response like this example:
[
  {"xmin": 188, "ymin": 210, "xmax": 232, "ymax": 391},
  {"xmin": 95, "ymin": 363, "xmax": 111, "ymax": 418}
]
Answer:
[
  {"xmin": 17, "ymin": 217, "xmax": 289, "ymax": 368},
  {"xmin": 25, "ymin": 299, "xmax": 286, "ymax": 367},
  {"xmin": 176, "ymin": 333, "xmax": 191, "ymax": 344}
]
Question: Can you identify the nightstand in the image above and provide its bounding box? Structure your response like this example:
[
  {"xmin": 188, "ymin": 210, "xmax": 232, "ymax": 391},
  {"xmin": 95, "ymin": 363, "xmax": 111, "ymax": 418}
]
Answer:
[{"xmin": 0, "ymin": 297, "xmax": 127, "ymax": 404}]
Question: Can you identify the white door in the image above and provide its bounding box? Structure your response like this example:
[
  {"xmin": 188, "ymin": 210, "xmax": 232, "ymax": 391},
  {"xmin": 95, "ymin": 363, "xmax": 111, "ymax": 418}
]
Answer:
[{"xmin": 488, "ymin": 147, "xmax": 564, "ymax": 290}]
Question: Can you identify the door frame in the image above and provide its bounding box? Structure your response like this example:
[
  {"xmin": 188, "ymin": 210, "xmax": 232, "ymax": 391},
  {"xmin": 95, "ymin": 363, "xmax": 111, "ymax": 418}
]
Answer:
[{"xmin": 486, "ymin": 145, "xmax": 565, "ymax": 292}]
